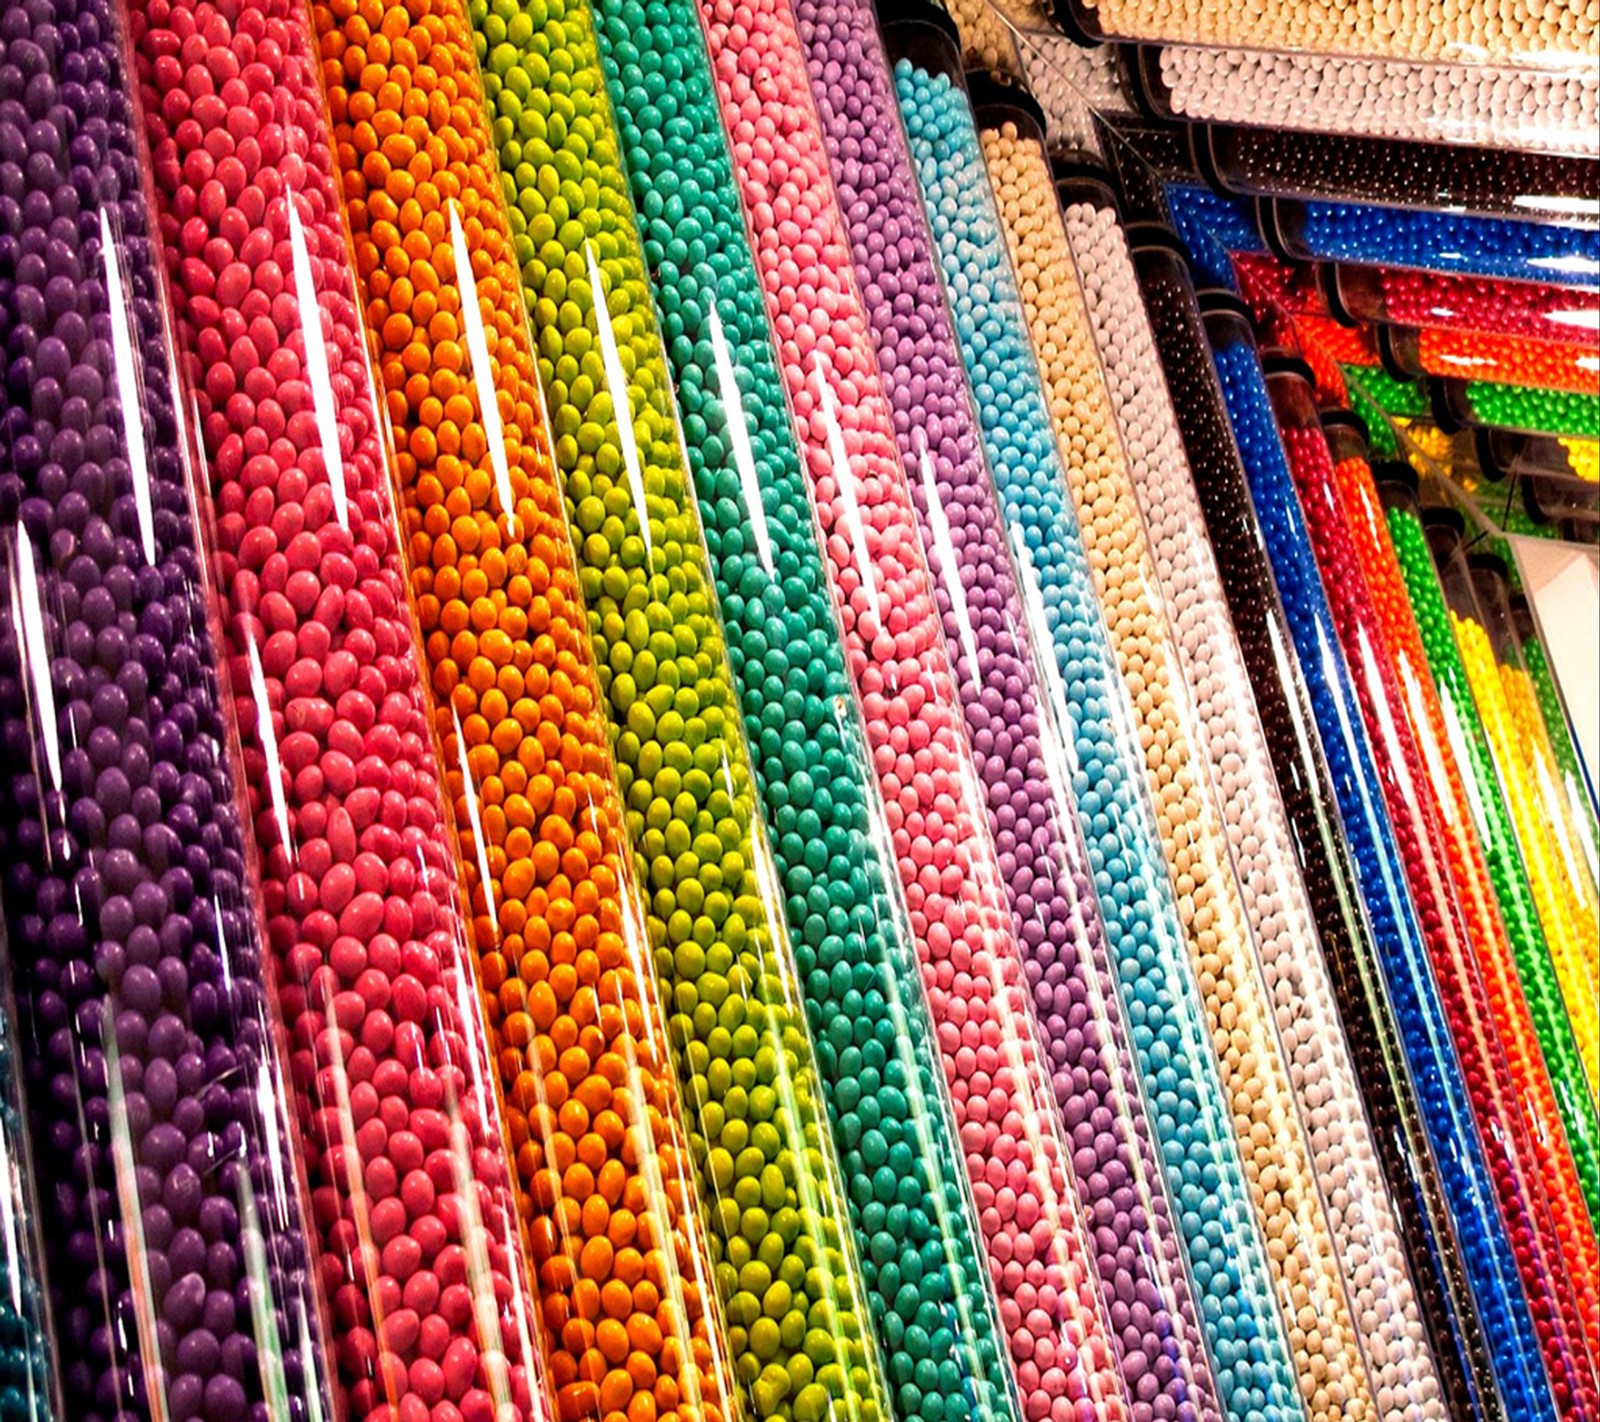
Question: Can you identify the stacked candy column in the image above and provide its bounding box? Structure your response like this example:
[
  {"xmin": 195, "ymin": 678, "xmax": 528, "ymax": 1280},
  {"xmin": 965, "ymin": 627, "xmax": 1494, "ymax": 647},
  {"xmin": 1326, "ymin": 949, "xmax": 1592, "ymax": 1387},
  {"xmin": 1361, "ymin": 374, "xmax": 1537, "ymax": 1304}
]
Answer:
[
  {"xmin": 123, "ymin": 0, "xmax": 563, "ymax": 1415},
  {"xmin": 1054, "ymin": 171, "xmax": 1450, "ymax": 1422},
  {"xmin": 893, "ymin": 50, "xmax": 1310, "ymax": 1422},
  {"xmin": 1449, "ymin": 555, "xmax": 1600, "ymax": 1103},
  {"xmin": 1379, "ymin": 478, "xmax": 1600, "ymax": 1217},
  {"xmin": 972, "ymin": 87, "xmax": 1379, "ymax": 1422},
  {"xmin": 1130, "ymin": 236, "xmax": 1501, "ymax": 1422},
  {"xmin": 794, "ymin": 6, "xmax": 1224, "ymax": 1422},
  {"xmin": 692, "ymin": 1, "xmax": 1138, "ymax": 1417},
  {"xmin": 1198, "ymin": 290, "xmax": 1562, "ymax": 1422},
  {"xmin": 465, "ymin": 0, "xmax": 1019, "ymax": 1418},
  {"xmin": 1261, "ymin": 362, "xmax": 1600, "ymax": 1417},
  {"xmin": 0, "ymin": 0, "xmax": 340, "ymax": 1416}
]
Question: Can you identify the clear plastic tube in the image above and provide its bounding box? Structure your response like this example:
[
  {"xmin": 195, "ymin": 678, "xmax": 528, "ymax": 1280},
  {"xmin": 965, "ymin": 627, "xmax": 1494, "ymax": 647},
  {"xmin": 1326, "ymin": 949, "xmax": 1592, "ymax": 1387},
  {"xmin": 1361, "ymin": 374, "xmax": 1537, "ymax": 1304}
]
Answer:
[
  {"xmin": 0, "ymin": 0, "xmax": 340, "ymax": 1414},
  {"xmin": 1201, "ymin": 295, "xmax": 1564, "ymax": 1422},
  {"xmin": 1477, "ymin": 429, "xmax": 1600, "ymax": 483},
  {"xmin": 692, "ymin": 3, "xmax": 1136, "ymax": 1416},
  {"xmin": 1436, "ymin": 380, "xmax": 1600, "ymax": 439},
  {"xmin": 310, "ymin": 0, "xmax": 897, "ymax": 1418},
  {"xmin": 1330, "ymin": 265, "xmax": 1600, "ymax": 350},
  {"xmin": 1450, "ymin": 553, "xmax": 1600, "ymax": 1104},
  {"xmin": 1377, "ymin": 328, "xmax": 1600, "ymax": 398},
  {"xmin": 1132, "ymin": 234, "xmax": 1501, "ymax": 1422},
  {"xmin": 469, "ymin": 0, "xmax": 1027, "ymax": 1417},
  {"xmin": 1265, "ymin": 200, "xmax": 1600, "ymax": 291},
  {"xmin": 1059, "ymin": 173, "xmax": 1450, "ymax": 1422},
  {"xmin": 1385, "ymin": 485, "xmax": 1600, "ymax": 1221},
  {"xmin": 1257, "ymin": 349, "xmax": 1598, "ymax": 1422},
  {"xmin": 809, "ymin": 9, "xmax": 1225, "ymax": 1421},
  {"xmin": 1314, "ymin": 419, "xmax": 1600, "ymax": 1317},
  {"xmin": 125, "ymin": 0, "xmax": 567, "ymax": 1413},
  {"xmin": 1145, "ymin": 47, "xmax": 1600, "ymax": 159},
  {"xmin": 979, "ymin": 92, "xmax": 1383, "ymax": 1422}
]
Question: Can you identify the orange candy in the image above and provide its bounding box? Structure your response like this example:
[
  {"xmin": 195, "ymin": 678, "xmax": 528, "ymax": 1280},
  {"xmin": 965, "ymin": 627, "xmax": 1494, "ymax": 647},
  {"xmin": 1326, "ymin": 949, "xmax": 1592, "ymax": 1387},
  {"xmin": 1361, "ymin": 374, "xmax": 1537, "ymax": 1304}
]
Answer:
[{"xmin": 309, "ymin": 0, "xmax": 723, "ymax": 1417}]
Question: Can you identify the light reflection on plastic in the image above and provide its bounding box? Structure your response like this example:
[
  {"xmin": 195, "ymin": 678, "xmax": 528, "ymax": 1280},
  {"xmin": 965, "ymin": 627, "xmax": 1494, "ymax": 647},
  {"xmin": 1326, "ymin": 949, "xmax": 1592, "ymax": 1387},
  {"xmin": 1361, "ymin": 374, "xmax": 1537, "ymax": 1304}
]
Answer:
[
  {"xmin": 100, "ymin": 210, "xmax": 158, "ymax": 566},
  {"xmin": 814, "ymin": 351, "xmax": 882, "ymax": 629},
  {"xmin": 709, "ymin": 306, "xmax": 775, "ymax": 575},
  {"xmin": 287, "ymin": 196, "xmax": 351, "ymax": 531},
  {"xmin": 587, "ymin": 242, "xmax": 654, "ymax": 563},
  {"xmin": 450, "ymin": 204, "xmax": 518, "ymax": 535}
]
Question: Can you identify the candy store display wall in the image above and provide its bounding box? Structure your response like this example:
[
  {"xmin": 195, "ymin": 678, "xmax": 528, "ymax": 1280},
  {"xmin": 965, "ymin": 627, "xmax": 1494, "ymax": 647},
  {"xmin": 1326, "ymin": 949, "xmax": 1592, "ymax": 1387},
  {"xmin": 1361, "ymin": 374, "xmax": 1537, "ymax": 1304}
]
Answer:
[{"xmin": 0, "ymin": 0, "xmax": 1593, "ymax": 1417}]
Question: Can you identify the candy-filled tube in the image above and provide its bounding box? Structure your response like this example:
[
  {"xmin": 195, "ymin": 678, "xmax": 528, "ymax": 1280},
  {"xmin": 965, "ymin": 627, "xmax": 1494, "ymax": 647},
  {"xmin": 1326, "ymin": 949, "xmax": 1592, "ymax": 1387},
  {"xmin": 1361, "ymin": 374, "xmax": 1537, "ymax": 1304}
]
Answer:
[
  {"xmin": 978, "ymin": 90, "xmax": 1381, "ymax": 1422},
  {"xmin": 569, "ymin": 4, "xmax": 1029, "ymax": 1422},
  {"xmin": 1380, "ymin": 328, "xmax": 1600, "ymax": 398},
  {"xmin": 1258, "ymin": 338, "xmax": 1598, "ymax": 1422},
  {"xmin": 1058, "ymin": 173, "xmax": 1449, "ymax": 1422},
  {"xmin": 1329, "ymin": 265, "xmax": 1600, "ymax": 350},
  {"xmin": 1313, "ymin": 416, "xmax": 1600, "ymax": 1314},
  {"xmin": 125, "ymin": 0, "xmax": 569, "ymax": 1414},
  {"xmin": 691, "ymin": 1, "xmax": 1136, "ymax": 1416},
  {"xmin": 1133, "ymin": 235, "xmax": 1497, "ymax": 1422},
  {"xmin": 1380, "ymin": 482, "xmax": 1600, "ymax": 1226},
  {"xmin": 1434, "ymin": 379, "xmax": 1600, "ymax": 439},
  {"xmin": 0, "ymin": 0, "xmax": 342, "ymax": 1417},
  {"xmin": 806, "ymin": 8, "xmax": 1224, "ymax": 1421},
  {"xmin": 470, "ymin": 0, "xmax": 1031, "ymax": 1416}
]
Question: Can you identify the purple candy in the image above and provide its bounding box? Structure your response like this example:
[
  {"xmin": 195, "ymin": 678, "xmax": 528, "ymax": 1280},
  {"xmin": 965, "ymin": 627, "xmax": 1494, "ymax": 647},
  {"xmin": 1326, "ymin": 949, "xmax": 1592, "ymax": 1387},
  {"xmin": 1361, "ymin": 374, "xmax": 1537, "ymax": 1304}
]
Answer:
[
  {"xmin": 792, "ymin": 4, "xmax": 1223, "ymax": 1418},
  {"xmin": 0, "ymin": 1, "xmax": 330, "ymax": 1418}
]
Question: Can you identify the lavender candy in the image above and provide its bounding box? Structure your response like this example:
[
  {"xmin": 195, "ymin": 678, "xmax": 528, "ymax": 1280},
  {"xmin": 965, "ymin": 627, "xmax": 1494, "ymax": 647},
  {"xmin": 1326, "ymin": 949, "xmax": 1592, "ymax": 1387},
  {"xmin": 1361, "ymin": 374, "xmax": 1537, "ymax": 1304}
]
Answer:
[
  {"xmin": 0, "ymin": 2, "xmax": 334, "ymax": 1420},
  {"xmin": 793, "ymin": 3, "xmax": 1222, "ymax": 1419}
]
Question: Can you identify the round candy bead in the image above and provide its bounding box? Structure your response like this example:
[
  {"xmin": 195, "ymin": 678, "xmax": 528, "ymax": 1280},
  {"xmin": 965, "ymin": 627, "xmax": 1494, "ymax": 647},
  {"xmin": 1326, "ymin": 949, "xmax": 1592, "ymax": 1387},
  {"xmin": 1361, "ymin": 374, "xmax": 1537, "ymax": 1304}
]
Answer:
[
  {"xmin": 1062, "ymin": 187, "xmax": 1449, "ymax": 1422},
  {"xmin": 126, "ymin": 0, "xmax": 554, "ymax": 1414},
  {"xmin": 696, "ymin": 5, "xmax": 1134, "ymax": 1420},
  {"xmin": 801, "ymin": 8, "xmax": 1221, "ymax": 1421},
  {"xmin": 979, "ymin": 109, "xmax": 1378, "ymax": 1422},
  {"xmin": 1319, "ymin": 434, "xmax": 1600, "ymax": 1339},
  {"xmin": 1153, "ymin": 47, "xmax": 1599, "ymax": 159},
  {"xmin": 0, "ymin": 1, "xmax": 338, "ymax": 1417},
  {"xmin": 578, "ymin": 1, "xmax": 1025, "ymax": 1419},
  {"xmin": 1204, "ymin": 310, "xmax": 1563, "ymax": 1422},
  {"xmin": 1383, "ymin": 487, "xmax": 1600, "ymax": 1229},
  {"xmin": 901, "ymin": 71, "xmax": 1301, "ymax": 1422},
  {"xmin": 1134, "ymin": 245, "xmax": 1493, "ymax": 1422}
]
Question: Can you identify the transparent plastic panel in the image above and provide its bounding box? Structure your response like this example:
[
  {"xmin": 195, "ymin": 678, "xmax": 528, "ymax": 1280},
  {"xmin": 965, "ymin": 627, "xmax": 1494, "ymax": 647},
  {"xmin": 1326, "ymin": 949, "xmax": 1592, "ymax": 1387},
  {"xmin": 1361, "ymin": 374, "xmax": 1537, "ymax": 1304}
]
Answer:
[
  {"xmin": 1384, "ymin": 484, "xmax": 1600, "ymax": 1225},
  {"xmin": 1512, "ymin": 593, "xmax": 1600, "ymax": 834},
  {"xmin": 1313, "ymin": 417, "xmax": 1600, "ymax": 1337},
  {"xmin": 692, "ymin": 2, "xmax": 1137, "ymax": 1416},
  {"xmin": 127, "ymin": 0, "xmax": 569, "ymax": 1412},
  {"xmin": 1201, "ymin": 299, "xmax": 1564, "ymax": 1422},
  {"xmin": 804, "ymin": 10, "xmax": 1224, "ymax": 1422},
  {"xmin": 312, "ymin": 1, "xmax": 898, "ymax": 1419},
  {"xmin": 1148, "ymin": 47, "xmax": 1600, "ymax": 158},
  {"xmin": 1060, "ymin": 177, "xmax": 1449, "ymax": 1422},
  {"xmin": 471, "ymin": 8, "xmax": 1034, "ymax": 1422},
  {"xmin": 1252, "ymin": 335, "xmax": 1599, "ymax": 1420},
  {"xmin": 1266, "ymin": 200, "xmax": 1600, "ymax": 291},
  {"xmin": 0, "ymin": 0, "xmax": 340, "ymax": 1415},
  {"xmin": 1201, "ymin": 126, "xmax": 1600, "ymax": 228},
  {"xmin": 978, "ymin": 99, "xmax": 1382, "ymax": 1422},
  {"xmin": 894, "ymin": 65, "xmax": 1306, "ymax": 1422},
  {"xmin": 1451, "ymin": 555, "xmax": 1600, "ymax": 1104},
  {"xmin": 1132, "ymin": 236, "xmax": 1500, "ymax": 1422}
]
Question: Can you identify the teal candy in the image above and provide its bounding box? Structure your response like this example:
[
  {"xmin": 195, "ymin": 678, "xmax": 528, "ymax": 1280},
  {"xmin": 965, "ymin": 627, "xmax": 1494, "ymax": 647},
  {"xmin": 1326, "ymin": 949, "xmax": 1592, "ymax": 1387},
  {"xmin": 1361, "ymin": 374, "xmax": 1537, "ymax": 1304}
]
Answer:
[
  {"xmin": 586, "ymin": 5, "xmax": 1019, "ymax": 1421},
  {"xmin": 895, "ymin": 61, "xmax": 1304, "ymax": 1422}
]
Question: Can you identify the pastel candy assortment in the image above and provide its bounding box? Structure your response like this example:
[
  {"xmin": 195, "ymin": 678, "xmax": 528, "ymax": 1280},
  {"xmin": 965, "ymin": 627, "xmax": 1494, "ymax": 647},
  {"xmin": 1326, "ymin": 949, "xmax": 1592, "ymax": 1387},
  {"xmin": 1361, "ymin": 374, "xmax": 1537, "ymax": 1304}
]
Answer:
[
  {"xmin": 980, "ymin": 108, "xmax": 1379, "ymax": 1422},
  {"xmin": 1152, "ymin": 47, "xmax": 1600, "ymax": 158},
  {"xmin": 1384, "ymin": 486, "xmax": 1600, "ymax": 1227},
  {"xmin": 893, "ymin": 63, "xmax": 1303, "ymax": 1422},
  {"xmin": 0, "ymin": 0, "xmax": 336, "ymax": 1417},
  {"xmin": 1203, "ymin": 304, "xmax": 1560, "ymax": 1422},
  {"xmin": 1132, "ymin": 243, "xmax": 1492, "ymax": 1422},
  {"xmin": 126, "ymin": 0, "xmax": 559, "ymax": 1414},
  {"xmin": 801, "ymin": 9, "xmax": 1220, "ymax": 1421},
  {"xmin": 1330, "ymin": 436, "xmax": 1600, "ymax": 1295},
  {"xmin": 694, "ymin": 4, "xmax": 1134, "ymax": 1419},
  {"xmin": 573, "ymin": 2, "xmax": 1023, "ymax": 1419},
  {"xmin": 1060, "ymin": 186, "xmax": 1447, "ymax": 1422}
]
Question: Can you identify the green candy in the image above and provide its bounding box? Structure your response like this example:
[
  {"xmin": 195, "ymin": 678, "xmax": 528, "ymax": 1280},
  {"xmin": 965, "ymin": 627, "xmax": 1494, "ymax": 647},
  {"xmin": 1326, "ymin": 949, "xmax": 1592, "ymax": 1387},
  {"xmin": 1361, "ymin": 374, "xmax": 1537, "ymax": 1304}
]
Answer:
[
  {"xmin": 1386, "ymin": 493, "xmax": 1600, "ymax": 1229},
  {"xmin": 466, "ymin": 0, "xmax": 893, "ymax": 1416}
]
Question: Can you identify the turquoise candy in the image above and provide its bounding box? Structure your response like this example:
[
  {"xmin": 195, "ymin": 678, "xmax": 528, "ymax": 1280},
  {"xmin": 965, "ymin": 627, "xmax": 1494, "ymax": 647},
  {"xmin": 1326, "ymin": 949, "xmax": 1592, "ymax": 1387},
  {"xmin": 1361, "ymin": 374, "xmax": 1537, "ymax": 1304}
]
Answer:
[
  {"xmin": 586, "ymin": 4, "xmax": 1018, "ymax": 1420},
  {"xmin": 896, "ymin": 62, "xmax": 1304, "ymax": 1422}
]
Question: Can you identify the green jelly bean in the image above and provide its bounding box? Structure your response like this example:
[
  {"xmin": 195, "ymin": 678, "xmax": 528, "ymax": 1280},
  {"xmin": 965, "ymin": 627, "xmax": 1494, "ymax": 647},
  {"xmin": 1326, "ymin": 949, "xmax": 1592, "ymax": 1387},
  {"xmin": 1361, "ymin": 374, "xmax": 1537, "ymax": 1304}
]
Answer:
[
  {"xmin": 465, "ymin": 2, "xmax": 894, "ymax": 1417},
  {"xmin": 1461, "ymin": 381, "xmax": 1600, "ymax": 439},
  {"xmin": 475, "ymin": 0, "xmax": 1024, "ymax": 1419},
  {"xmin": 1381, "ymin": 483, "xmax": 1600, "ymax": 1230}
]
